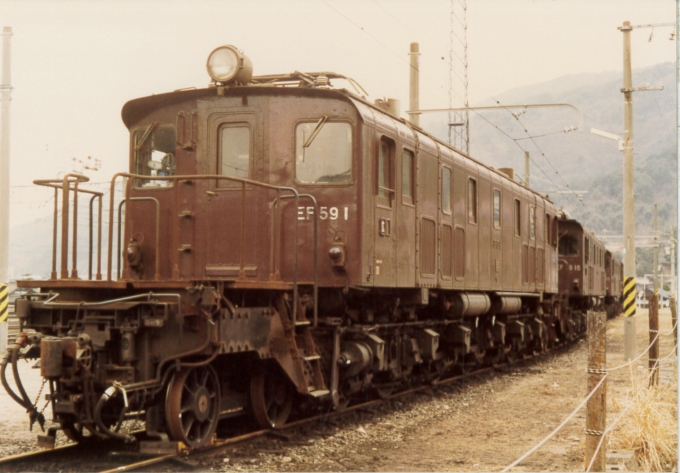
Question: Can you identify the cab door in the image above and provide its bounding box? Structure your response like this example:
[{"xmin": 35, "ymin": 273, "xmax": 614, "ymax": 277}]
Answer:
[
  {"xmin": 374, "ymin": 135, "xmax": 396, "ymax": 286},
  {"xmin": 198, "ymin": 107, "xmax": 266, "ymax": 281}
]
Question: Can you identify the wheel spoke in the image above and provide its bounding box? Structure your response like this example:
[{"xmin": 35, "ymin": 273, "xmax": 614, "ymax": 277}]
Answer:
[
  {"xmin": 199, "ymin": 368, "xmax": 209, "ymax": 387},
  {"xmin": 166, "ymin": 365, "xmax": 220, "ymax": 448}
]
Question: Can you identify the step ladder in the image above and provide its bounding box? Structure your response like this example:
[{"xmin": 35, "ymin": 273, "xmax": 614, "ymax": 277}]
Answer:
[{"xmin": 275, "ymin": 294, "xmax": 328, "ymax": 398}]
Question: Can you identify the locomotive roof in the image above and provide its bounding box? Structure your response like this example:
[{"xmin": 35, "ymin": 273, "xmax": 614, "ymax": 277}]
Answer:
[{"xmin": 121, "ymin": 76, "xmax": 554, "ymax": 205}]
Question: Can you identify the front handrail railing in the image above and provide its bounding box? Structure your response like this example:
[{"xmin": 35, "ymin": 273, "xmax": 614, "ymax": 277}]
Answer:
[
  {"xmin": 115, "ymin": 173, "xmax": 315, "ymax": 324},
  {"xmin": 34, "ymin": 171, "xmax": 320, "ymax": 327},
  {"xmin": 33, "ymin": 174, "xmax": 104, "ymax": 281}
]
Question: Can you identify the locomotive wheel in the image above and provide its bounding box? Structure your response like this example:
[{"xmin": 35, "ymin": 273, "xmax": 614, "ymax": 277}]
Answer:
[
  {"xmin": 165, "ymin": 365, "xmax": 220, "ymax": 449},
  {"xmin": 250, "ymin": 368, "xmax": 293, "ymax": 429}
]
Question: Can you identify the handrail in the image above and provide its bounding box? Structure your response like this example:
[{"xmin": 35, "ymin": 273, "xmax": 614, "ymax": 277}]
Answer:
[
  {"xmin": 108, "ymin": 173, "xmax": 304, "ymax": 315},
  {"xmin": 273, "ymin": 194, "xmax": 319, "ymax": 327},
  {"xmin": 32, "ymin": 175, "xmax": 103, "ymax": 281},
  {"xmin": 117, "ymin": 199, "xmax": 126, "ymax": 280},
  {"xmin": 31, "ymin": 171, "xmax": 316, "ymax": 324},
  {"xmin": 88, "ymin": 194, "xmax": 103, "ymax": 280}
]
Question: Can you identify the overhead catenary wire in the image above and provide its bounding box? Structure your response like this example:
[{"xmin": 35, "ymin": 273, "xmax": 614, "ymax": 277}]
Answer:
[
  {"xmin": 491, "ymin": 97, "xmax": 605, "ymax": 230},
  {"xmin": 323, "ymin": 0, "xmax": 587, "ymax": 202}
]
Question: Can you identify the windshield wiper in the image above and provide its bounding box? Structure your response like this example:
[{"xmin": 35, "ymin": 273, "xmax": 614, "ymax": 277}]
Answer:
[
  {"xmin": 134, "ymin": 122, "xmax": 158, "ymax": 151},
  {"xmin": 303, "ymin": 115, "xmax": 328, "ymax": 148}
]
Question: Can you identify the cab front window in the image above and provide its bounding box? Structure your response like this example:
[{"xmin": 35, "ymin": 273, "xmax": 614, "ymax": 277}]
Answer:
[
  {"xmin": 133, "ymin": 124, "xmax": 176, "ymax": 188},
  {"xmin": 295, "ymin": 121, "xmax": 352, "ymax": 184},
  {"xmin": 559, "ymin": 235, "xmax": 579, "ymax": 257}
]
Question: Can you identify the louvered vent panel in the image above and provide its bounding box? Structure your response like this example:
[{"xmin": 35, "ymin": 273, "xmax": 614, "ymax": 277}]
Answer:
[
  {"xmin": 454, "ymin": 227, "xmax": 465, "ymax": 279},
  {"xmin": 537, "ymin": 248, "xmax": 544, "ymax": 283},
  {"xmin": 441, "ymin": 225, "xmax": 452, "ymax": 277}
]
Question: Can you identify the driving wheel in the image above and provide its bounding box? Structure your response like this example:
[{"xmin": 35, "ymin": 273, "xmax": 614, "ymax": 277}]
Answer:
[
  {"xmin": 165, "ymin": 365, "xmax": 220, "ymax": 449},
  {"xmin": 250, "ymin": 368, "xmax": 293, "ymax": 429}
]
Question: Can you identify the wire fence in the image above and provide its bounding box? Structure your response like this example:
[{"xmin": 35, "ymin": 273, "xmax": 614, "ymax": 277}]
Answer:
[{"xmin": 501, "ymin": 313, "xmax": 678, "ymax": 472}]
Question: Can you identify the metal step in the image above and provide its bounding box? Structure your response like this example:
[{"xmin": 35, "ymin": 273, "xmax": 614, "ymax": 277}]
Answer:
[
  {"xmin": 303, "ymin": 355, "xmax": 321, "ymax": 361},
  {"xmin": 308, "ymin": 389, "xmax": 330, "ymax": 397},
  {"xmin": 295, "ymin": 320, "xmax": 311, "ymax": 326}
]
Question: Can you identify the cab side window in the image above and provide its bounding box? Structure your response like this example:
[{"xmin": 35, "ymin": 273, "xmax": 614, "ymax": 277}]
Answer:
[
  {"xmin": 468, "ymin": 178, "xmax": 477, "ymax": 223},
  {"xmin": 442, "ymin": 167, "xmax": 452, "ymax": 214},
  {"xmin": 377, "ymin": 138, "xmax": 394, "ymax": 204},
  {"xmin": 402, "ymin": 149, "xmax": 414, "ymax": 204}
]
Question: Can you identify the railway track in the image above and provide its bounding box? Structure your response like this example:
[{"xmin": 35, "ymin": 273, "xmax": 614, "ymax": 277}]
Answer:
[{"xmin": 0, "ymin": 341, "xmax": 578, "ymax": 473}]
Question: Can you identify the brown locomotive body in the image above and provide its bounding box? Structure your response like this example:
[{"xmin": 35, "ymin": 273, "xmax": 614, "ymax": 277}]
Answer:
[
  {"xmin": 557, "ymin": 216, "xmax": 622, "ymax": 318},
  {"xmin": 2, "ymin": 47, "xmax": 614, "ymax": 449}
]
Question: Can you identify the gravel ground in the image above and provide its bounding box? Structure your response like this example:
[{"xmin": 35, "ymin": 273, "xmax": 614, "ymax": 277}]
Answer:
[{"xmin": 2, "ymin": 309, "xmax": 677, "ymax": 472}]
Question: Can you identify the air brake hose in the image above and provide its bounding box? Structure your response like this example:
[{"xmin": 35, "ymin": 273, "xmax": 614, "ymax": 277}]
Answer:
[
  {"xmin": 10, "ymin": 340, "xmax": 34, "ymax": 409},
  {"xmin": 94, "ymin": 383, "xmax": 134, "ymax": 442},
  {"xmin": 0, "ymin": 346, "xmax": 29, "ymax": 408},
  {"xmin": 1, "ymin": 337, "xmax": 45, "ymax": 430}
]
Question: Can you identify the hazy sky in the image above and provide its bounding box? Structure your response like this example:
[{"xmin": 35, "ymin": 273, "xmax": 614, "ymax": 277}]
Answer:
[{"xmin": 1, "ymin": 0, "xmax": 676, "ymax": 227}]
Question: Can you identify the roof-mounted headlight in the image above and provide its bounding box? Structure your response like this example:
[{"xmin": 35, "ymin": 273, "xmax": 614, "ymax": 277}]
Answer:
[{"xmin": 206, "ymin": 45, "xmax": 253, "ymax": 84}]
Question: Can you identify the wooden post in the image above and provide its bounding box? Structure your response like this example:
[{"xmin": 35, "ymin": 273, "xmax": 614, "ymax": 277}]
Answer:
[
  {"xmin": 585, "ymin": 310, "xmax": 607, "ymax": 472},
  {"xmin": 648, "ymin": 290, "xmax": 659, "ymax": 386},
  {"xmin": 670, "ymin": 295, "xmax": 678, "ymax": 354}
]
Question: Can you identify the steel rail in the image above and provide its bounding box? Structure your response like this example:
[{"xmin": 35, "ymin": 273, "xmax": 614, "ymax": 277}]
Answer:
[{"xmin": 0, "ymin": 443, "xmax": 79, "ymax": 465}]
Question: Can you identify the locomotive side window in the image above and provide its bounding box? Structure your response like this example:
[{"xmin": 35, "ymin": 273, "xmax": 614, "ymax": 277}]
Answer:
[
  {"xmin": 468, "ymin": 178, "xmax": 477, "ymax": 224},
  {"xmin": 529, "ymin": 206, "xmax": 536, "ymax": 239},
  {"xmin": 377, "ymin": 138, "xmax": 394, "ymax": 201},
  {"xmin": 514, "ymin": 199, "xmax": 521, "ymax": 236},
  {"xmin": 295, "ymin": 121, "xmax": 352, "ymax": 184},
  {"xmin": 584, "ymin": 237, "xmax": 590, "ymax": 264},
  {"xmin": 218, "ymin": 124, "xmax": 251, "ymax": 186},
  {"xmin": 402, "ymin": 149, "xmax": 414, "ymax": 203},
  {"xmin": 442, "ymin": 167, "xmax": 452, "ymax": 214},
  {"xmin": 133, "ymin": 124, "xmax": 176, "ymax": 188},
  {"xmin": 559, "ymin": 235, "xmax": 579, "ymax": 256},
  {"xmin": 493, "ymin": 189, "xmax": 501, "ymax": 229}
]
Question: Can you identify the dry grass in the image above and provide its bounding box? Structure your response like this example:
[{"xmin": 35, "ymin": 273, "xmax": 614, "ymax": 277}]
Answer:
[{"xmin": 608, "ymin": 365, "xmax": 678, "ymax": 471}]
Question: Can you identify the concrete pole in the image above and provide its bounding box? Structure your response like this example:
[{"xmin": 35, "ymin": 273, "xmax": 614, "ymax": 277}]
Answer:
[
  {"xmin": 620, "ymin": 21, "xmax": 637, "ymax": 360},
  {"xmin": 0, "ymin": 27, "xmax": 12, "ymax": 286},
  {"xmin": 524, "ymin": 151, "xmax": 530, "ymax": 188},
  {"xmin": 0, "ymin": 27, "xmax": 12, "ymax": 345},
  {"xmin": 408, "ymin": 42, "xmax": 420, "ymax": 127}
]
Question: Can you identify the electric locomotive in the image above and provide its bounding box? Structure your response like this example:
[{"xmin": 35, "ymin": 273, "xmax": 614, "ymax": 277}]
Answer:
[{"xmin": 4, "ymin": 45, "xmax": 601, "ymax": 449}]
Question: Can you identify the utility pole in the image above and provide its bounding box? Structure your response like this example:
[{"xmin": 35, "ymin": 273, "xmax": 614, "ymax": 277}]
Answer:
[
  {"xmin": 524, "ymin": 151, "xmax": 530, "ymax": 188},
  {"xmin": 408, "ymin": 42, "xmax": 420, "ymax": 127},
  {"xmin": 617, "ymin": 21, "xmax": 667, "ymax": 359},
  {"xmin": 653, "ymin": 204, "xmax": 658, "ymax": 291},
  {"xmin": 619, "ymin": 21, "xmax": 638, "ymax": 362},
  {"xmin": 0, "ymin": 26, "xmax": 11, "ymax": 352}
]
